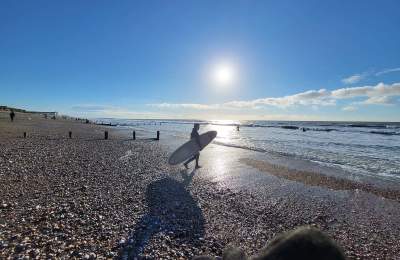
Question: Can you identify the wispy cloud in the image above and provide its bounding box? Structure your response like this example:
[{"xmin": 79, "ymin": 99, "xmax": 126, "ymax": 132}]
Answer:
[
  {"xmin": 148, "ymin": 103, "xmax": 221, "ymax": 110},
  {"xmin": 342, "ymin": 67, "xmax": 400, "ymax": 84},
  {"xmin": 342, "ymin": 74, "xmax": 365, "ymax": 84},
  {"xmin": 150, "ymin": 82, "xmax": 400, "ymax": 110},
  {"xmin": 252, "ymin": 89, "xmax": 333, "ymax": 107},
  {"xmin": 375, "ymin": 67, "xmax": 400, "ymax": 76},
  {"xmin": 150, "ymin": 89, "xmax": 335, "ymax": 110},
  {"xmin": 342, "ymin": 106, "xmax": 357, "ymax": 112},
  {"xmin": 71, "ymin": 104, "xmax": 112, "ymax": 111},
  {"xmin": 361, "ymin": 96, "xmax": 397, "ymax": 105},
  {"xmin": 331, "ymin": 82, "xmax": 400, "ymax": 103},
  {"xmin": 70, "ymin": 104, "xmax": 160, "ymax": 118},
  {"xmin": 69, "ymin": 82, "xmax": 399, "ymax": 120}
]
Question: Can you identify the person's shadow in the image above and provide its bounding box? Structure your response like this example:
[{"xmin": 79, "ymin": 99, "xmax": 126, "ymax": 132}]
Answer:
[
  {"xmin": 120, "ymin": 170, "xmax": 204, "ymax": 259},
  {"xmin": 181, "ymin": 168, "xmax": 196, "ymax": 187}
]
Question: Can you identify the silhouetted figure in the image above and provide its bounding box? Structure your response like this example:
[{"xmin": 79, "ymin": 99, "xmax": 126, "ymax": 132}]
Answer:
[
  {"xmin": 184, "ymin": 123, "xmax": 201, "ymax": 169},
  {"xmin": 237, "ymin": 125, "xmax": 240, "ymax": 131},
  {"xmin": 9, "ymin": 110, "xmax": 15, "ymax": 122},
  {"xmin": 194, "ymin": 226, "xmax": 346, "ymax": 260}
]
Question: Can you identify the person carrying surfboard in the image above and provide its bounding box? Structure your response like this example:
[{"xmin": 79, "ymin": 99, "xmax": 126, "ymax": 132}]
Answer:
[
  {"xmin": 184, "ymin": 123, "xmax": 202, "ymax": 169},
  {"xmin": 168, "ymin": 127, "xmax": 217, "ymax": 167}
]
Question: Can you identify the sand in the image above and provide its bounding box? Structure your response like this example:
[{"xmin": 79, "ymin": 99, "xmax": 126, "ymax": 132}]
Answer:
[{"xmin": 1, "ymin": 112, "xmax": 400, "ymax": 259}]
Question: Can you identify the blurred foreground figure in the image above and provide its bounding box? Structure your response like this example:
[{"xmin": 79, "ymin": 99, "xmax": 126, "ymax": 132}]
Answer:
[
  {"xmin": 194, "ymin": 226, "xmax": 346, "ymax": 260},
  {"xmin": 9, "ymin": 110, "xmax": 15, "ymax": 122}
]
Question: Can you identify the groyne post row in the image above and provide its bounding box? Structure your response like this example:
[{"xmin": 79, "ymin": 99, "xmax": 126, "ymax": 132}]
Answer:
[{"xmin": 20, "ymin": 130, "xmax": 160, "ymax": 140}]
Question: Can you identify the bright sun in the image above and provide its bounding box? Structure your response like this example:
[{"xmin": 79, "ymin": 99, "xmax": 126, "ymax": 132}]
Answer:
[{"xmin": 211, "ymin": 63, "xmax": 235, "ymax": 87}]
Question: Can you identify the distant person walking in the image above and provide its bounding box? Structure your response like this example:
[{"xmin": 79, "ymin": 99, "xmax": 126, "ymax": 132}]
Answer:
[
  {"xmin": 184, "ymin": 123, "xmax": 202, "ymax": 169},
  {"xmin": 9, "ymin": 110, "xmax": 15, "ymax": 122}
]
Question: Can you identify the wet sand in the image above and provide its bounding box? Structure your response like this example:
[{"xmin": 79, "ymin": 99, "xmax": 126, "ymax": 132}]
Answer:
[
  {"xmin": 240, "ymin": 157, "xmax": 400, "ymax": 202},
  {"xmin": 1, "ymin": 112, "xmax": 400, "ymax": 259}
]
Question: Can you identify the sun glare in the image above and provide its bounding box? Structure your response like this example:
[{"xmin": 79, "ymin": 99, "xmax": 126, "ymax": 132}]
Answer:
[{"xmin": 211, "ymin": 63, "xmax": 236, "ymax": 87}]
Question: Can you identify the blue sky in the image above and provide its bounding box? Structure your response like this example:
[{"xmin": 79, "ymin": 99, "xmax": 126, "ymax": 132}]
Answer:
[{"xmin": 1, "ymin": 0, "xmax": 400, "ymax": 121}]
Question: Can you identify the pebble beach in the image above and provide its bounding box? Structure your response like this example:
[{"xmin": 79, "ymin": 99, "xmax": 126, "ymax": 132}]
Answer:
[{"xmin": 1, "ymin": 112, "xmax": 400, "ymax": 259}]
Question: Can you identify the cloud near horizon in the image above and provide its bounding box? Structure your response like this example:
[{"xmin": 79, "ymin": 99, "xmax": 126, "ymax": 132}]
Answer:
[
  {"xmin": 69, "ymin": 104, "xmax": 162, "ymax": 118},
  {"xmin": 149, "ymin": 82, "xmax": 400, "ymax": 110},
  {"xmin": 71, "ymin": 104, "xmax": 113, "ymax": 111}
]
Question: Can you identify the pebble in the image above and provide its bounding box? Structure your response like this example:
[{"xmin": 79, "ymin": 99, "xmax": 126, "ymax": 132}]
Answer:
[{"xmin": 0, "ymin": 118, "xmax": 399, "ymax": 259}]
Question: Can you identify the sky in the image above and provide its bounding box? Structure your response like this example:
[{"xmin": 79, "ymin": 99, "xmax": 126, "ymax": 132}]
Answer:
[{"xmin": 1, "ymin": 0, "xmax": 400, "ymax": 121}]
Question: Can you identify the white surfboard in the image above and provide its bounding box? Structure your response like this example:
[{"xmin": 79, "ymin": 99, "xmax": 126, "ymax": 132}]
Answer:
[{"xmin": 168, "ymin": 131, "xmax": 217, "ymax": 165}]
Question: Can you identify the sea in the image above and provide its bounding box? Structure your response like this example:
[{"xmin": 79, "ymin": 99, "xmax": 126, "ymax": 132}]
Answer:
[{"xmin": 97, "ymin": 119, "xmax": 400, "ymax": 181}]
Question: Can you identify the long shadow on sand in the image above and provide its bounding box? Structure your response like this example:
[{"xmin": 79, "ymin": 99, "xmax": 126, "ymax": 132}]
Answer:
[{"xmin": 120, "ymin": 171, "xmax": 204, "ymax": 259}]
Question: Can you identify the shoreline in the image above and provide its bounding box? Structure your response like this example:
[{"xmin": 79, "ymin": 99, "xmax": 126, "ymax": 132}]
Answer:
[
  {"xmin": 120, "ymin": 122, "xmax": 400, "ymax": 192},
  {"xmin": 1, "ymin": 113, "xmax": 400, "ymax": 259},
  {"xmin": 111, "ymin": 118, "xmax": 400, "ymax": 186},
  {"xmin": 240, "ymin": 157, "xmax": 400, "ymax": 202}
]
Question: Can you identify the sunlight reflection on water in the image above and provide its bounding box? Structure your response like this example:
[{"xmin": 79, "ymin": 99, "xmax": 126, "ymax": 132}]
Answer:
[{"xmin": 203, "ymin": 120, "xmax": 240, "ymax": 144}]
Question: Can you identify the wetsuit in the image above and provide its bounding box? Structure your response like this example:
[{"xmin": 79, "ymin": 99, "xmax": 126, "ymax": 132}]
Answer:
[{"xmin": 184, "ymin": 128, "xmax": 201, "ymax": 167}]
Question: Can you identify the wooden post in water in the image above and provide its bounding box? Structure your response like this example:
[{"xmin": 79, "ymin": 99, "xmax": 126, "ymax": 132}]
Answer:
[
  {"xmin": 104, "ymin": 131, "xmax": 108, "ymax": 140},
  {"xmin": 133, "ymin": 131, "xmax": 136, "ymax": 140},
  {"xmin": 156, "ymin": 131, "xmax": 160, "ymax": 140},
  {"xmin": 23, "ymin": 132, "xmax": 26, "ymax": 138},
  {"xmin": 69, "ymin": 131, "xmax": 72, "ymax": 138}
]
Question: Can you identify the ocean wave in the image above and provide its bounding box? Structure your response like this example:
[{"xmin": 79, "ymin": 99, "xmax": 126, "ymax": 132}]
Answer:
[
  {"xmin": 386, "ymin": 125, "xmax": 400, "ymax": 129},
  {"xmin": 303, "ymin": 128, "xmax": 336, "ymax": 132},
  {"xmin": 212, "ymin": 141, "xmax": 296, "ymax": 159},
  {"xmin": 281, "ymin": 125, "xmax": 299, "ymax": 130},
  {"xmin": 346, "ymin": 124, "xmax": 386, "ymax": 128},
  {"xmin": 99, "ymin": 118, "xmax": 400, "ymax": 137},
  {"xmin": 370, "ymin": 131, "xmax": 400, "ymax": 136},
  {"xmin": 344, "ymin": 123, "xmax": 400, "ymax": 129}
]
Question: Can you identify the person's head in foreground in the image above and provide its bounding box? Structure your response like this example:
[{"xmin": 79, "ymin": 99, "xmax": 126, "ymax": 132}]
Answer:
[
  {"xmin": 194, "ymin": 123, "xmax": 200, "ymax": 131},
  {"xmin": 194, "ymin": 226, "xmax": 346, "ymax": 260}
]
